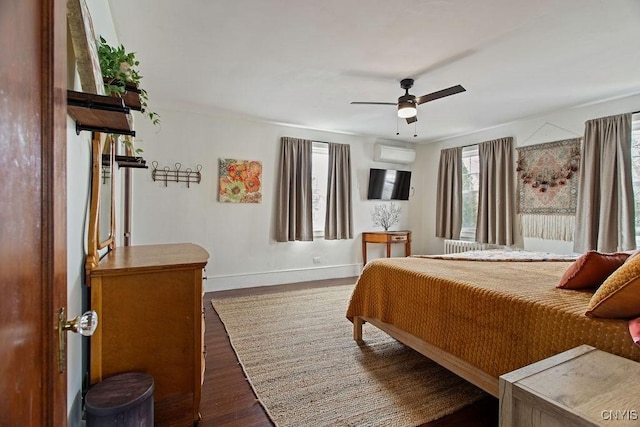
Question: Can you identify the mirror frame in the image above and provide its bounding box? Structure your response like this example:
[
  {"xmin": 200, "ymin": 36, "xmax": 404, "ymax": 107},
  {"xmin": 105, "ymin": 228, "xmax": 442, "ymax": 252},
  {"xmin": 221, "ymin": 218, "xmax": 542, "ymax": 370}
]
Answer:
[{"xmin": 85, "ymin": 132, "xmax": 115, "ymax": 274}]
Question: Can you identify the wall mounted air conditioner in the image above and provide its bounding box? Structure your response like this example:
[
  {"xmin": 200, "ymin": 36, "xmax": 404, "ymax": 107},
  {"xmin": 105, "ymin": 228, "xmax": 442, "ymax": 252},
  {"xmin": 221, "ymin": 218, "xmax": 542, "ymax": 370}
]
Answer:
[{"xmin": 374, "ymin": 144, "xmax": 416, "ymax": 164}]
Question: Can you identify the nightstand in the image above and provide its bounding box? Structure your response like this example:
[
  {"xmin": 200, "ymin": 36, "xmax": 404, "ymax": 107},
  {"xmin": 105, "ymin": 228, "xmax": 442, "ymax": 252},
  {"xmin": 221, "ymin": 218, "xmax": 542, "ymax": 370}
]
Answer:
[
  {"xmin": 499, "ymin": 345, "xmax": 640, "ymax": 426},
  {"xmin": 362, "ymin": 230, "xmax": 411, "ymax": 264}
]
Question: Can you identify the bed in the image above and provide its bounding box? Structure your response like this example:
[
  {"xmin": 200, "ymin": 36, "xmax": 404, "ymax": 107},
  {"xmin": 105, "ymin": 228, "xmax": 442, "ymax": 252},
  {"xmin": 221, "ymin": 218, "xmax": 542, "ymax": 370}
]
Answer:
[{"xmin": 346, "ymin": 252, "xmax": 640, "ymax": 397}]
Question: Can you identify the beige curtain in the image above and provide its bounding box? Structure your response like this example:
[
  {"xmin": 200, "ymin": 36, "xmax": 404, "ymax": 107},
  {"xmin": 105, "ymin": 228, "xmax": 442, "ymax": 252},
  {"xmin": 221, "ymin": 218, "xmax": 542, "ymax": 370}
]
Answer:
[
  {"xmin": 476, "ymin": 137, "xmax": 514, "ymax": 245},
  {"xmin": 324, "ymin": 143, "xmax": 353, "ymax": 240},
  {"xmin": 573, "ymin": 113, "xmax": 635, "ymax": 253},
  {"xmin": 276, "ymin": 137, "xmax": 313, "ymax": 242},
  {"xmin": 435, "ymin": 147, "xmax": 462, "ymax": 239}
]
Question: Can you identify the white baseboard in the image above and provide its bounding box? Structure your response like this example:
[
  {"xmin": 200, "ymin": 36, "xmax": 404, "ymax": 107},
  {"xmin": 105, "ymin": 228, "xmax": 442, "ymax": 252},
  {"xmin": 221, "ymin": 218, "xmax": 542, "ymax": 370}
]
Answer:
[{"xmin": 204, "ymin": 263, "xmax": 362, "ymax": 292}]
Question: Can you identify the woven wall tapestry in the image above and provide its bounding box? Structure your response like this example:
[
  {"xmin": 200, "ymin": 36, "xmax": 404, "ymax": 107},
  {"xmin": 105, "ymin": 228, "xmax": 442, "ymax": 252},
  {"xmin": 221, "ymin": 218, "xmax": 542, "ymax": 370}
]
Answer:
[{"xmin": 516, "ymin": 138, "xmax": 581, "ymax": 241}]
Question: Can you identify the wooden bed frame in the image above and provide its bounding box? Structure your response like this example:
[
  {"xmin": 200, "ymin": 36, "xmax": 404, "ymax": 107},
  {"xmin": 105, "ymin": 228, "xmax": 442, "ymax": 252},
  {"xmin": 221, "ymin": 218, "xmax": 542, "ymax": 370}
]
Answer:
[{"xmin": 353, "ymin": 316, "xmax": 499, "ymax": 397}]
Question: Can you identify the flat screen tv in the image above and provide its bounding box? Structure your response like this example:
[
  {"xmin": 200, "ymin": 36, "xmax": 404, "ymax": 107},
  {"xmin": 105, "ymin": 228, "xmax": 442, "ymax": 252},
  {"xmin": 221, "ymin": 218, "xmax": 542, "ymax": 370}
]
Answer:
[{"xmin": 367, "ymin": 168, "xmax": 412, "ymax": 200}]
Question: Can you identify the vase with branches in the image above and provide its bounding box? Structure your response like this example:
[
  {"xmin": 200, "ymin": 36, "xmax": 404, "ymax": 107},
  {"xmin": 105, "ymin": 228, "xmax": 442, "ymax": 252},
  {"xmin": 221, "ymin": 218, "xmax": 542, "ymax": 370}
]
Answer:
[{"xmin": 371, "ymin": 203, "xmax": 401, "ymax": 231}]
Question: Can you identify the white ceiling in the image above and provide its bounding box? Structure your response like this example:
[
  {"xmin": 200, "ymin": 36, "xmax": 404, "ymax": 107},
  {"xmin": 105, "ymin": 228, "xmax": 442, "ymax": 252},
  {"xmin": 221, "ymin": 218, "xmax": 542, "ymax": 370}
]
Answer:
[{"xmin": 106, "ymin": 0, "xmax": 640, "ymax": 143}]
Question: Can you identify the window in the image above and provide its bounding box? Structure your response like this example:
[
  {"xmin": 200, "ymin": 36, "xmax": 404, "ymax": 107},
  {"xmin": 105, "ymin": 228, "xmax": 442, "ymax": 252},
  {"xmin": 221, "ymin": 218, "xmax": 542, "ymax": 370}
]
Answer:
[
  {"xmin": 631, "ymin": 114, "xmax": 640, "ymax": 245},
  {"xmin": 461, "ymin": 146, "xmax": 479, "ymax": 241},
  {"xmin": 311, "ymin": 142, "xmax": 329, "ymax": 235}
]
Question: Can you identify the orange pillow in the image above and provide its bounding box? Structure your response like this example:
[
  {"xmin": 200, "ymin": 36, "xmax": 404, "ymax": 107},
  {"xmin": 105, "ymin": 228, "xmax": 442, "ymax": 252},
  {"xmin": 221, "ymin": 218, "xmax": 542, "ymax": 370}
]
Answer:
[
  {"xmin": 625, "ymin": 249, "xmax": 640, "ymax": 264},
  {"xmin": 629, "ymin": 317, "xmax": 640, "ymax": 346},
  {"xmin": 586, "ymin": 255, "xmax": 640, "ymax": 318},
  {"xmin": 557, "ymin": 250, "xmax": 629, "ymax": 290}
]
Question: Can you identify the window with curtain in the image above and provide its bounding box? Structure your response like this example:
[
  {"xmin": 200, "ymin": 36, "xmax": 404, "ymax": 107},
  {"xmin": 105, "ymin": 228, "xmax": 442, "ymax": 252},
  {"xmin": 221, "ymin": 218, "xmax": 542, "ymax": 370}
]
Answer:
[
  {"xmin": 324, "ymin": 142, "xmax": 353, "ymax": 240},
  {"xmin": 312, "ymin": 142, "xmax": 329, "ymax": 235},
  {"xmin": 461, "ymin": 146, "xmax": 479, "ymax": 241},
  {"xmin": 276, "ymin": 137, "xmax": 352, "ymax": 241},
  {"xmin": 631, "ymin": 114, "xmax": 640, "ymax": 246},
  {"xmin": 476, "ymin": 137, "xmax": 515, "ymax": 246},
  {"xmin": 435, "ymin": 147, "xmax": 462, "ymax": 239},
  {"xmin": 275, "ymin": 137, "xmax": 313, "ymax": 242},
  {"xmin": 573, "ymin": 114, "xmax": 634, "ymax": 253}
]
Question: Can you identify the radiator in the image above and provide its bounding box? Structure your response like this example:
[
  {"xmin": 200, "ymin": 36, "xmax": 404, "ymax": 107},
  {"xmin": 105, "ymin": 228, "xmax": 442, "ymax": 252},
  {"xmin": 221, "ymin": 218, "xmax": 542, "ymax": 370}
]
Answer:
[{"xmin": 443, "ymin": 239, "xmax": 489, "ymax": 254}]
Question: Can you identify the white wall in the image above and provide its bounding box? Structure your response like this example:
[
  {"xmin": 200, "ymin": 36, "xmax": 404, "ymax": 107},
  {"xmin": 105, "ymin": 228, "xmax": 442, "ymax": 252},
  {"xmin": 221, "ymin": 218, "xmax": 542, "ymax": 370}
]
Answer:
[
  {"xmin": 410, "ymin": 93, "xmax": 640, "ymax": 256},
  {"xmin": 65, "ymin": 116, "xmax": 91, "ymax": 426},
  {"xmin": 128, "ymin": 108, "xmax": 416, "ymax": 291},
  {"xmin": 66, "ymin": 1, "xmax": 118, "ymax": 425}
]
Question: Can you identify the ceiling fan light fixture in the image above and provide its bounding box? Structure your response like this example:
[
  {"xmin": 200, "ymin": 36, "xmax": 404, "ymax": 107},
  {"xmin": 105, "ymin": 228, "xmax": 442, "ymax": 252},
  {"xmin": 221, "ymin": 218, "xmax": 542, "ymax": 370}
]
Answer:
[{"xmin": 397, "ymin": 101, "xmax": 417, "ymax": 118}]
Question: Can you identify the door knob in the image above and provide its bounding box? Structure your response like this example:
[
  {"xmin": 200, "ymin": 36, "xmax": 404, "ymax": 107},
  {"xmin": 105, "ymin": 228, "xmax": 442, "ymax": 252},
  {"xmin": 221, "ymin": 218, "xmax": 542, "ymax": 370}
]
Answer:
[
  {"xmin": 58, "ymin": 308, "xmax": 98, "ymax": 372},
  {"xmin": 62, "ymin": 309, "xmax": 98, "ymax": 336}
]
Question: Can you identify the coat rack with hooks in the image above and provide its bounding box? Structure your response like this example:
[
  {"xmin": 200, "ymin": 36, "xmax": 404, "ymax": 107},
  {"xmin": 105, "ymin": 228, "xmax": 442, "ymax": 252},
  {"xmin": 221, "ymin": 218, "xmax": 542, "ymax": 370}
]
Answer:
[{"xmin": 151, "ymin": 161, "xmax": 203, "ymax": 188}]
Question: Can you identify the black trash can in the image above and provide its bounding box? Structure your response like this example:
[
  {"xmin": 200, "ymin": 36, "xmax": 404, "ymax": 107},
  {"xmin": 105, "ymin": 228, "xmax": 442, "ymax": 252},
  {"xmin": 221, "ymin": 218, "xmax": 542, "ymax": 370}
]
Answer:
[{"xmin": 85, "ymin": 372, "xmax": 154, "ymax": 426}]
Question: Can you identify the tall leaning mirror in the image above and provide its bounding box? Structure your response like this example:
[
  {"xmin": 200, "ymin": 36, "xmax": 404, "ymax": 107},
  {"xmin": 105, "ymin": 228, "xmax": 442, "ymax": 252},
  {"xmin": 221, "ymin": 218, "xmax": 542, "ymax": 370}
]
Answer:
[{"xmin": 86, "ymin": 133, "xmax": 115, "ymax": 274}]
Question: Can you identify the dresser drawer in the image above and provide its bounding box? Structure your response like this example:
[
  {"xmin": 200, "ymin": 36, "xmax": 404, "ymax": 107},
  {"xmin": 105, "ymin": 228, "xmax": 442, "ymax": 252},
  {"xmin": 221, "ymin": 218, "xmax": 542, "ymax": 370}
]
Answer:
[{"xmin": 390, "ymin": 234, "xmax": 407, "ymax": 242}]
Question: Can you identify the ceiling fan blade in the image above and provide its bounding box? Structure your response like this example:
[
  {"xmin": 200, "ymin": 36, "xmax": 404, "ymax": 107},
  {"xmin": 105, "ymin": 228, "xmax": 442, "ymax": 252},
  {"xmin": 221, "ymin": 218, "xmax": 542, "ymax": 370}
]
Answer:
[
  {"xmin": 406, "ymin": 116, "xmax": 417, "ymax": 124},
  {"xmin": 350, "ymin": 101, "xmax": 397, "ymax": 105},
  {"xmin": 415, "ymin": 85, "xmax": 466, "ymax": 105}
]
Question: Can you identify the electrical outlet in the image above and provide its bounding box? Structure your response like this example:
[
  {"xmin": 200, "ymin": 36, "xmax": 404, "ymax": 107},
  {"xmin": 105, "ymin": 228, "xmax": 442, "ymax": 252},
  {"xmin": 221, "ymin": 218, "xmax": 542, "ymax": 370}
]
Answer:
[{"xmin": 313, "ymin": 257, "xmax": 321, "ymax": 264}]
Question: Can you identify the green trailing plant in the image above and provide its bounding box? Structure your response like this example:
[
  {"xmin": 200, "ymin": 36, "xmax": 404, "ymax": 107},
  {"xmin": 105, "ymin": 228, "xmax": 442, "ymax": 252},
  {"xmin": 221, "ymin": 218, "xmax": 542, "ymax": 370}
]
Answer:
[{"xmin": 97, "ymin": 36, "xmax": 160, "ymax": 128}]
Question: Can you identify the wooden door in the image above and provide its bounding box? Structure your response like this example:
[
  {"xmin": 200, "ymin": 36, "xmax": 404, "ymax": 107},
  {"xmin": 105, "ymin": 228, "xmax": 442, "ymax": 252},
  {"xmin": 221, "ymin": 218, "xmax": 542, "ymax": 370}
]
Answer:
[{"xmin": 0, "ymin": 0, "xmax": 67, "ymax": 425}]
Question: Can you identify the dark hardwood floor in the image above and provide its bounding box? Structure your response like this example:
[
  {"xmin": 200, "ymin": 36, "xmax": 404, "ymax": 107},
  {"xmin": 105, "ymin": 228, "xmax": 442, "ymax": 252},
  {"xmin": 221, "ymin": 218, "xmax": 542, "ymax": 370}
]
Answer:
[{"xmin": 199, "ymin": 277, "xmax": 499, "ymax": 426}]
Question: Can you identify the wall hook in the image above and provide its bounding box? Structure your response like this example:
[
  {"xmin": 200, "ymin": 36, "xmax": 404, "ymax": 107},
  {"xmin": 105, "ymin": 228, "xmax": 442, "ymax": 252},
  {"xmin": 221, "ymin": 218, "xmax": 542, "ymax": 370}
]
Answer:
[{"xmin": 151, "ymin": 161, "xmax": 202, "ymax": 188}]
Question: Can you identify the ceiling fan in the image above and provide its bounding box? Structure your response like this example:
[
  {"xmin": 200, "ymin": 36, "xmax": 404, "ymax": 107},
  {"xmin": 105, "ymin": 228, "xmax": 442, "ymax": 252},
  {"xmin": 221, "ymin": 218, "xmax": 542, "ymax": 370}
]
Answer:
[{"xmin": 351, "ymin": 78, "xmax": 466, "ymax": 124}]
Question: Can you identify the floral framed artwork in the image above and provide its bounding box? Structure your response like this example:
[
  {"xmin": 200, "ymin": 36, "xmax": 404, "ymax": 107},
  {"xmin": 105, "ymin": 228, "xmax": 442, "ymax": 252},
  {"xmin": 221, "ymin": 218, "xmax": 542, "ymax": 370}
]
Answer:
[{"xmin": 218, "ymin": 159, "xmax": 262, "ymax": 203}]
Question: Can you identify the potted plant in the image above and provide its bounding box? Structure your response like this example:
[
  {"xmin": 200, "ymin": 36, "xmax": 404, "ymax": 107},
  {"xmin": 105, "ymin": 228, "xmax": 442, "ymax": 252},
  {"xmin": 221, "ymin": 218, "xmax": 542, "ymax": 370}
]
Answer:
[
  {"xmin": 98, "ymin": 36, "xmax": 159, "ymax": 124},
  {"xmin": 97, "ymin": 36, "xmax": 159, "ymax": 155}
]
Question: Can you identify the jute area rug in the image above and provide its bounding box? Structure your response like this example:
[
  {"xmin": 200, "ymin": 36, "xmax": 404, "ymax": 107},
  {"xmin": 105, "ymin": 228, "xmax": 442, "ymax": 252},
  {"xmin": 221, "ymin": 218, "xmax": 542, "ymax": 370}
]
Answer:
[{"xmin": 211, "ymin": 285, "xmax": 486, "ymax": 427}]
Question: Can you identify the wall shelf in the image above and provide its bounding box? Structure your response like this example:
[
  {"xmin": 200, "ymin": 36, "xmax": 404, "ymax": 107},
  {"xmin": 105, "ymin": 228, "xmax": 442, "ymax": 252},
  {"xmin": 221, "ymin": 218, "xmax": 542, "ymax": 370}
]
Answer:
[
  {"xmin": 116, "ymin": 155, "xmax": 148, "ymax": 169},
  {"xmin": 122, "ymin": 84, "xmax": 142, "ymax": 111},
  {"xmin": 103, "ymin": 78, "xmax": 142, "ymax": 111},
  {"xmin": 102, "ymin": 153, "xmax": 148, "ymax": 169},
  {"xmin": 67, "ymin": 90, "xmax": 136, "ymax": 136}
]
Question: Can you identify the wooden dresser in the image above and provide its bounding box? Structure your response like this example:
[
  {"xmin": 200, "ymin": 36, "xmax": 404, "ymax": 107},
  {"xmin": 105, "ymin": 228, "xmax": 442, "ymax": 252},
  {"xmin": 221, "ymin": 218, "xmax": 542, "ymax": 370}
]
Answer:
[{"xmin": 88, "ymin": 243, "xmax": 209, "ymax": 426}]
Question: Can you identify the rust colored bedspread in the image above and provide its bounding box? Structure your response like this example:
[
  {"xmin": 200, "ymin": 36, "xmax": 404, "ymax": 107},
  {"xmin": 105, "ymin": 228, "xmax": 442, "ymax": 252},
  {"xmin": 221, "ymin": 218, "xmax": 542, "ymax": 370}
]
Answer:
[{"xmin": 346, "ymin": 257, "xmax": 640, "ymax": 378}]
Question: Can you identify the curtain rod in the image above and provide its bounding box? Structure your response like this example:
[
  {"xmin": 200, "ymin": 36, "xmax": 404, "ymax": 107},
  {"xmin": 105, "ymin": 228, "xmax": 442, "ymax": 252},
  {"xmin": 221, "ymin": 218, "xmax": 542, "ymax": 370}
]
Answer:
[
  {"xmin": 444, "ymin": 111, "xmax": 639, "ymax": 151},
  {"xmin": 459, "ymin": 142, "xmax": 479, "ymax": 149}
]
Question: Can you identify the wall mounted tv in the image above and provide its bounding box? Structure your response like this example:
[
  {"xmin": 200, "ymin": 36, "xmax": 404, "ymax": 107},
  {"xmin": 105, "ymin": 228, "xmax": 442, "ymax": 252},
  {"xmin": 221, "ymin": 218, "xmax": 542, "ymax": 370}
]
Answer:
[{"xmin": 367, "ymin": 168, "xmax": 412, "ymax": 200}]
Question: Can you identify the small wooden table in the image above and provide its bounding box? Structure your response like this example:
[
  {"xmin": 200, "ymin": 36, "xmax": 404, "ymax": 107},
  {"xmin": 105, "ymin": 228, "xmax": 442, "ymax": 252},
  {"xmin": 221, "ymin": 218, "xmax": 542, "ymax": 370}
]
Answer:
[
  {"xmin": 362, "ymin": 231, "xmax": 411, "ymax": 264},
  {"xmin": 499, "ymin": 345, "xmax": 640, "ymax": 426}
]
